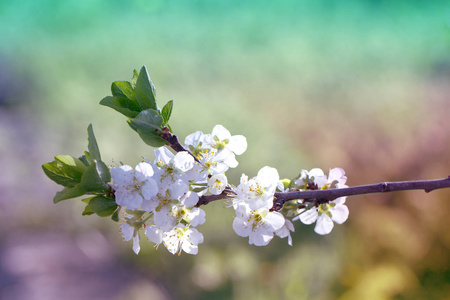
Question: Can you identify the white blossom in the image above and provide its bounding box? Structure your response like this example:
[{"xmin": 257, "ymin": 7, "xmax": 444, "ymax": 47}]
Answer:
[
  {"xmin": 208, "ymin": 173, "xmax": 228, "ymax": 195},
  {"xmin": 162, "ymin": 225, "xmax": 204, "ymax": 255},
  {"xmin": 232, "ymin": 202, "xmax": 285, "ymax": 246},
  {"xmin": 110, "ymin": 162, "xmax": 158, "ymax": 210},
  {"xmin": 236, "ymin": 166, "xmax": 279, "ymax": 210}
]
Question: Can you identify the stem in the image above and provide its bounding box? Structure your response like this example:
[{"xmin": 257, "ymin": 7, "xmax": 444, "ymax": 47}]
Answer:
[
  {"xmin": 162, "ymin": 132, "xmax": 201, "ymax": 163},
  {"xmin": 196, "ymin": 177, "xmax": 450, "ymax": 208}
]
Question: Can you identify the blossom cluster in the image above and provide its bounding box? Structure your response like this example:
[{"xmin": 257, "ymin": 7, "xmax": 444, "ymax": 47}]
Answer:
[
  {"xmin": 111, "ymin": 125, "xmax": 247, "ymax": 255},
  {"xmin": 110, "ymin": 124, "xmax": 349, "ymax": 255}
]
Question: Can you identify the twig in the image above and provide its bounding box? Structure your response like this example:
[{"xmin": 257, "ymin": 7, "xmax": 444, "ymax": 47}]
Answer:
[{"xmin": 196, "ymin": 176, "xmax": 450, "ymax": 208}]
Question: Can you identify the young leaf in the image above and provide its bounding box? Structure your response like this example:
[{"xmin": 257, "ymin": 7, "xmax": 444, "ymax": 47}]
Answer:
[
  {"xmin": 55, "ymin": 155, "xmax": 87, "ymax": 173},
  {"xmin": 88, "ymin": 196, "xmax": 118, "ymax": 217},
  {"xmin": 82, "ymin": 205, "xmax": 95, "ymax": 215},
  {"xmin": 100, "ymin": 96, "xmax": 140, "ymax": 118},
  {"xmin": 135, "ymin": 66, "xmax": 157, "ymax": 110},
  {"xmin": 128, "ymin": 109, "xmax": 167, "ymax": 147},
  {"xmin": 111, "ymin": 81, "xmax": 135, "ymax": 100},
  {"xmin": 80, "ymin": 160, "xmax": 110, "ymax": 193},
  {"xmin": 129, "ymin": 109, "xmax": 164, "ymax": 131},
  {"xmin": 87, "ymin": 124, "xmax": 101, "ymax": 163},
  {"xmin": 161, "ymin": 100, "xmax": 173, "ymax": 124},
  {"xmin": 136, "ymin": 129, "xmax": 168, "ymax": 147},
  {"xmin": 111, "ymin": 208, "xmax": 120, "ymax": 222},
  {"xmin": 78, "ymin": 155, "xmax": 90, "ymax": 167},
  {"xmin": 131, "ymin": 69, "xmax": 139, "ymax": 88},
  {"xmin": 53, "ymin": 184, "xmax": 85, "ymax": 203},
  {"xmin": 42, "ymin": 160, "xmax": 82, "ymax": 187}
]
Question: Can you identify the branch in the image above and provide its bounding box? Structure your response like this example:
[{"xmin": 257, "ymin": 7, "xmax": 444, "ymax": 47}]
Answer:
[
  {"xmin": 161, "ymin": 131, "xmax": 201, "ymax": 163},
  {"xmin": 196, "ymin": 177, "xmax": 450, "ymax": 208}
]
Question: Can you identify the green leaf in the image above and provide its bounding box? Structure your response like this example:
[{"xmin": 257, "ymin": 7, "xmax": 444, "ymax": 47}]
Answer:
[
  {"xmin": 129, "ymin": 109, "xmax": 167, "ymax": 147},
  {"xmin": 78, "ymin": 155, "xmax": 90, "ymax": 167},
  {"xmin": 55, "ymin": 155, "xmax": 87, "ymax": 173},
  {"xmin": 88, "ymin": 196, "xmax": 118, "ymax": 217},
  {"xmin": 53, "ymin": 184, "xmax": 85, "ymax": 203},
  {"xmin": 135, "ymin": 66, "xmax": 157, "ymax": 110},
  {"xmin": 100, "ymin": 96, "xmax": 141, "ymax": 118},
  {"xmin": 82, "ymin": 205, "xmax": 95, "ymax": 215},
  {"xmin": 42, "ymin": 160, "xmax": 82, "ymax": 187},
  {"xmin": 80, "ymin": 160, "xmax": 110, "ymax": 193},
  {"xmin": 130, "ymin": 109, "xmax": 164, "ymax": 130},
  {"xmin": 131, "ymin": 69, "xmax": 139, "ymax": 88},
  {"xmin": 161, "ymin": 100, "xmax": 173, "ymax": 124},
  {"xmin": 111, "ymin": 81, "xmax": 135, "ymax": 100},
  {"xmin": 87, "ymin": 124, "xmax": 101, "ymax": 163},
  {"xmin": 111, "ymin": 208, "xmax": 120, "ymax": 222},
  {"xmin": 136, "ymin": 129, "xmax": 168, "ymax": 147}
]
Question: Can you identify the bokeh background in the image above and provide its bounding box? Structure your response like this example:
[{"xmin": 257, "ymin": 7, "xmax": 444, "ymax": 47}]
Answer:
[{"xmin": 1, "ymin": 0, "xmax": 450, "ymax": 299}]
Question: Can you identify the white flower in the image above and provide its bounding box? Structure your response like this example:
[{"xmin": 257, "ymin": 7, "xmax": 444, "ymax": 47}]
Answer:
[
  {"xmin": 162, "ymin": 225, "xmax": 204, "ymax": 255},
  {"xmin": 152, "ymin": 191, "xmax": 205, "ymax": 231},
  {"xmin": 232, "ymin": 202, "xmax": 285, "ymax": 246},
  {"xmin": 294, "ymin": 168, "xmax": 347, "ymax": 190},
  {"xmin": 205, "ymin": 125, "xmax": 247, "ymax": 156},
  {"xmin": 145, "ymin": 225, "xmax": 164, "ymax": 245},
  {"xmin": 120, "ymin": 221, "xmax": 141, "ymax": 254},
  {"xmin": 275, "ymin": 219, "xmax": 295, "ymax": 246},
  {"xmin": 236, "ymin": 166, "xmax": 279, "ymax": 210},
  {"xmin": 208, "ymin": 173, "xmax": 228, "ymax": 195},
  {"xmin": 110, "ymin": 162, "xmax": 158, "ymax": 210},
  {"xmin": 298, "ymin": 197, "xmax": 349, "ymax": 235}
]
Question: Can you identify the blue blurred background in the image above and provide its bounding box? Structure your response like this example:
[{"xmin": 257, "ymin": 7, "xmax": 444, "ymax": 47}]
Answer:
[{"xmin": 1, "ymin": 0, "xmax": 450, "ymax": 299}]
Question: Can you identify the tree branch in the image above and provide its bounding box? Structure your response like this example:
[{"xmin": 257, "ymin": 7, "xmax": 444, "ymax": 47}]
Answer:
[
  {"xmin": 161, "ymin": 131, "xmax": 201, "ymax": 163},
  {"xmin": 196, "ymin": 177, "xmax": 450, "ymax": 208}
]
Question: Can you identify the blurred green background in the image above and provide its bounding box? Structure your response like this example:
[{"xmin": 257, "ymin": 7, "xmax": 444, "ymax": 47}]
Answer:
[{"xmin": 1, "ymin": 0, "xmax": 450, "ymax": 299}]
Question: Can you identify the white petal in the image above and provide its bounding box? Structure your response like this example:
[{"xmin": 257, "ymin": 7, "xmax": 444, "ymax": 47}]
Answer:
[
  {"xmin": 232, "ymin": 217, "xmax": 251, "ymax": 237},
  {"xmin": 330, "ymin": 204, "xmax": 349, "ymax": 224},
  {"xmin": 167, "ymin": 179, "xmax": 189, "ymax": 199},
  {"xmin": 299, "ymin": 208, "xmax": 318, "ymax": 225},
  {"xmin": 154, "ymin": 147, "xmax": 174, "ymax": 165},
  {"xmin": 182, "ymin": 191, "xmax": 199, "ymax": 208},
  {"xmin": 212, "ymin": 125, "xmax": 231, "ymax": 140},
  {"xmin": 121, "ymin": 223, "xmax": 134, "ymax": 241},
  {"xmin": 132, "ymin": 234, "xmax": 140, "ymax": 254},
  {"xmin": 332, "ymin": 196, "xmax": 347, "ymax": 206},
  {"xmin": 188, "ymin": 208, "xmax": 206, "ymax": 227},
  {"xmin": 257, "ymin": 166, "xmax": 280, "ymax": 187},
  {"xmin": 186, "ymin": 228, "xmax": 204, "ymax": 245},
  {"xmin": 249, "ymin": 232, "xmax": 273, "ymax": 246},
  {"xmin": 154, "ymin": 207, "xmax": 176, "ymax": 231},
  {"xmin": 173, "ymin": 151, "xmax": 194, "ymax": 172},
  {"xmin": 223, "ymin": 152, "xmax": 239, "ymax": 168},
  {"xmin": 263, "ymin": 211, "xmax": 286, "ymax": 231},
  {"xmin": 314, "ymin": 214, "xmax": 334, "ymax": 235},
  {"xmin": 141, "ymin": 179, "xmax": 158, "ymax": 200},
  {"xmin": 309, "ymin": 168, "xmax": 325, "ymax": 177},
  {"xmin": 328, "ymin": 168, "xmax": 347, "ymax": 186},
  {"xmin": 135, "ymin": 162, "xmax": 154, "ymax": 177},
  {"xmin": 228, "ymin": 135, "xmax": 247, "ymax": 155},
  {"xmin": 145, "ymin": 225, "xmax": 164, "ymax": 244},
  {"xmin": 184, "ymin": 131, "xmax": 204, "ymax": 147}
]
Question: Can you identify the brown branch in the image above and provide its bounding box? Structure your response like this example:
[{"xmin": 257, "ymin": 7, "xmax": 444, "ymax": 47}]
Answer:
[
  {"xmin": 195, "ymin": 176, "xmax": 450, "ymax": 208},
  {"xmin": 161, "ymin": 131, "xmax": 201, "ymax": 163}
]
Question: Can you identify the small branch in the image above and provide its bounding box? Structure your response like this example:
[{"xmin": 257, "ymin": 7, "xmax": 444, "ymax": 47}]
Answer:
[
  {"xmin": 273, "ymin": 176, "xmax": 450, "ymax": 208},
  {"xmin": 161, "ymin": 131, "xmax": 200, "ymax": 163},
  {"xmin": 195, "ymin": 189, "xmax": 235, "ymax": 207},
  {"xmin": 194, "ymin": 177, "xmax": 450, "ymax": 208}
]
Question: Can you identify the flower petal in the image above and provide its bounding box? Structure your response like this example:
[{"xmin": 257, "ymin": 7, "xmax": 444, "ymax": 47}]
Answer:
[
  {"xmin": 299, "ymin": 208, "xmax": 318, "ymax": 225},
  {"xmin": 314, "ymin": 214, "xmax": 334, "ymax": 235},
  {"xmin": 228, "ymin": 135, "xmax": 247, "ymax": 155},
  {"xmin": 330, "ymin": 204, "xmax": 349, "ymax": 224}
]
